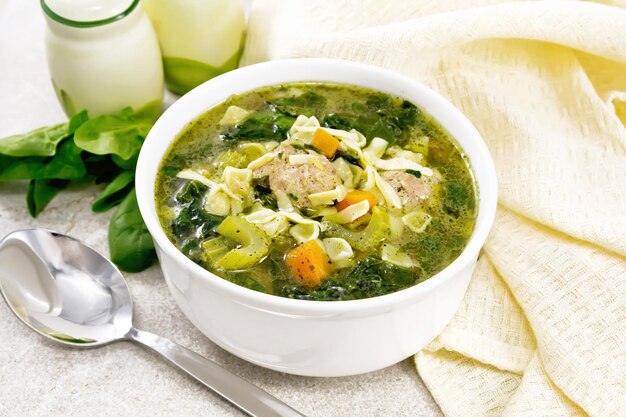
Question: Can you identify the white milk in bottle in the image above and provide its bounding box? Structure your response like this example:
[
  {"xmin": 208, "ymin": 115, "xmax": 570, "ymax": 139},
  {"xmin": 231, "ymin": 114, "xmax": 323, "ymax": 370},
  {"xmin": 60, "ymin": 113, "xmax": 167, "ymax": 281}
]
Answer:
[{"xmin": 42, "ymin": 0, "xmax": 163, "ymax": 117}]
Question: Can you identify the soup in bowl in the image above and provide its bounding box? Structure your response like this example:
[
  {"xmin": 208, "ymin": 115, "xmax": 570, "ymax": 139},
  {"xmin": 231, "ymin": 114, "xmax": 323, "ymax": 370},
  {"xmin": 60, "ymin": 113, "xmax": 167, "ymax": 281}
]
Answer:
[{"xmin": 136, "ymin": 59, "xmax": 497, "ymax": 376}]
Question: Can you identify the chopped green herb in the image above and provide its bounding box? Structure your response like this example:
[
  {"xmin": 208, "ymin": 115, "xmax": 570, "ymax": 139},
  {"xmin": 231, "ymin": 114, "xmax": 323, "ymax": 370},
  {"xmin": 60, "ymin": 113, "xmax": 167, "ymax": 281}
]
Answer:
[
  {"xmin": 254, "ymin": 184, "xmax": 278, "ymax": 211},
  {"xmin": 406, "ymin": 169, "xmax": 422, "ymax": 178}
]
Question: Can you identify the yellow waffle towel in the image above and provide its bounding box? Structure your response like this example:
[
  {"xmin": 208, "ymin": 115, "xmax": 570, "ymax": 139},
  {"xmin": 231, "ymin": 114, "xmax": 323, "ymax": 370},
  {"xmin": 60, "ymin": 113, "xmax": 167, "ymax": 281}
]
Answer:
[{"xmin": 242, "ymin": 1, "xmax": 626, "ymax": 416}]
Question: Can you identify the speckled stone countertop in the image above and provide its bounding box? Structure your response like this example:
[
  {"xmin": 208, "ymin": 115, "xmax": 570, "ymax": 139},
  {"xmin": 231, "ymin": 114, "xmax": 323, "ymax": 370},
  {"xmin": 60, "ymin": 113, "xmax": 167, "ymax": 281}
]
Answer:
[{"xmin": 0, "ymin": 2, "xmax": 443, "ymax": 416}]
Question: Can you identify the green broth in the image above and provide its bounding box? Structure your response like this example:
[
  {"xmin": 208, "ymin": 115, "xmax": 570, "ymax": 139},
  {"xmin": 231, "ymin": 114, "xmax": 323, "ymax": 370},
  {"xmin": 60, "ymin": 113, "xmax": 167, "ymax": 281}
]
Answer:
[{"xmin": 156, "ymin": 83, "xmax": 477, "ymax": 301}]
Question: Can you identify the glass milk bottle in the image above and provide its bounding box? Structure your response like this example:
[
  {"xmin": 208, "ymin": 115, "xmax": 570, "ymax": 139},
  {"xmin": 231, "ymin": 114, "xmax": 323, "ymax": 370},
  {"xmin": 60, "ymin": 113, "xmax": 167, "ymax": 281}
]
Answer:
[
  {"xmin": 41, "ymin": 0, "xmax": 164, "ymax": 117},
  {"xmin": 142, "ymin": 0, "xmax": 245, "ymax": 95}
]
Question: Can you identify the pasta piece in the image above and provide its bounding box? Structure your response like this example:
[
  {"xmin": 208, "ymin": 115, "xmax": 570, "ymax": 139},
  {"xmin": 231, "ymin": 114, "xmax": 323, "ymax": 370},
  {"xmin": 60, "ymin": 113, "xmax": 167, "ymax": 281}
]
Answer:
[
  {"xmin": 361, "ymin": 166, "xmax": 377, "ymax": 191},
  {"xmin": 332, "ymin": 157, "xmax": 354, "ymax": 187},
  {"xmin": 308, "ymin": 185, "xmax": 348, "ymax": 206},
  {"xmin": 386, "ymin": 146, "xmax": 424, "ymax": 163},
  {"xmin": 262, "ymin": 217, "xmax": 291, "ymax": 237},
  {"xmin": 335, "ymin": 190, "xmax": 378, "ymax": 212},
  {"xmin": 244, "ymin": 207, "xmax": 290, "ymax": 237},
  {"xmin": 321, "ymin": 237, "xmax": 353, "ymax": 262},
  {"xmin": 374, "ymin": 170, "xmax": 403, "ymax": 209},
  {"xmin": 402, "ymin": 211, "xmax": 432, "ymax": 233},
  {"xmin": 280, "ymin": 211, "xmax": 322, "ymax": 228},
  {"xmin": 326, "ymin": 200, "xmax": 370, "ymax": 224},
  {"xmin": 246, "ymin": 153, "xmax": 275, "ymax": 170},
  {"xmin": 204, "ymin": 189, "xmax": 230, "ymax": 216},
  {"xmin": 238, "ymin": 142, "xmax": 267, "ymax": 162},
  {"xmin": 221, "ymin": 166, "xmax": 252, "ymax": 197},
  {"xmin": 388, "ymin": 214, "xmax": 405, "ymax": 239},
  {"xmin": 373, "ymin": 157, "xmax": 433, "ymax": 175},
  {"xmin": 350, "ymin": 129, "xmax": 368, "ymax": 147},
  {"xmin": 363, "ymin": 137, "xmax": 433, "ymax": 176},
  {"xmin": 290, "ymin": 223, "xmax": 320, "ymax": 244},
  {"xmin": 262, "ymin": 141, "xmax": 280, "ymax": 151},
  {"xmin": 381, "ymin": 243, "xmax": 418, "ymax": 268},
  {"xmin": 274, "ymin": 190, "xmax": 295, "ymax": 212},
  {"xmin": 349, "ymin": 163, "xmax": 364, "ymax": 187},
  {"xmin": 288, "ymin": 115, "xmax": 321, "ymax": 144},
  {"xmin": 176, "ymin": 169, "xmax": 216, "ymax": 188},
  {"xmin": 289, "ymin": 115, "xmax": 320, "ymax": 136},
  {"xmin": 178, "ymin": 167, "xmax": 248, "ymax": 216},
  {"xmin": 364, "ymin": 137, "xmax": 388, "ymax": 159}
]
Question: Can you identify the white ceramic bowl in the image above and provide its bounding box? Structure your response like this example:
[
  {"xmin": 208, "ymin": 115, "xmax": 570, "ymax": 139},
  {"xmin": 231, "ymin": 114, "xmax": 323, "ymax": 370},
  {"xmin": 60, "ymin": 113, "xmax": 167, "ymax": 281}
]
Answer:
[{"xmin": 136, "ymin": 59, "xmax": 497, "ymax": 377}]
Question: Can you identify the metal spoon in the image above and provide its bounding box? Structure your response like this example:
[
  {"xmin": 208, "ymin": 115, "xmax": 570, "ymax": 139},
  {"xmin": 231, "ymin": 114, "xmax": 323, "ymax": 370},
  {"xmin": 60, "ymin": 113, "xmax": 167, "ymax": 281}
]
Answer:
[{"xmin": 0, "ymin": 228, "xmax": 305, "ymax": 417}]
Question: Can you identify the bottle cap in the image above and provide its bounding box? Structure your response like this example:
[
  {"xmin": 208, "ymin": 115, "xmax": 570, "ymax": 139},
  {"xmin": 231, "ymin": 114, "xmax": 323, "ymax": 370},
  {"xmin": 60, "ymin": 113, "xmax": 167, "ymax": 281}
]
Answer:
[{"xmin": 41, "ymin": 0, "xmax": 138, "ymax": 28}]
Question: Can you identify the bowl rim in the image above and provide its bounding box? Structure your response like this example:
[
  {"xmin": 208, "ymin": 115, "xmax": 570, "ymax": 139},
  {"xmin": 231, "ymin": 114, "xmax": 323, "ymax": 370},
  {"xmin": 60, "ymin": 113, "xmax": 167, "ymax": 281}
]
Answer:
[{"xmin": 136, "ymin": 58, "xmax": 497, "ymax": 315}]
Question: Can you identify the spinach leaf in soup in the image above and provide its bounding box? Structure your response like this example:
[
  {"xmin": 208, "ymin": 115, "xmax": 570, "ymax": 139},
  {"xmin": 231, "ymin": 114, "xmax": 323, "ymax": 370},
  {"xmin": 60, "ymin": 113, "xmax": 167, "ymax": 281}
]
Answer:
[
  {"xmin": 444, "ymin": 182, "xmax": 472, "ymax": 216},
  {"xmin": 280, "ymin": 258, "xmax": 416, "ymax": 301},
  {"xmin": 270, "ymin": 91, "xmax": 327, "ymax": 117},
  {"xmin": 171, "ymin": 180, "xmax": 224, "ymax": 261},
  {"xmin": 322, "ymin": 94, "xmax": 419, "ymax": 145},
  {"xmin": 221, "ymin": 104, "xmax": 295, "ymax": 142},
  {"xmin": 253, "ymin": 183, "xmax": 278, "ymax": 211}
]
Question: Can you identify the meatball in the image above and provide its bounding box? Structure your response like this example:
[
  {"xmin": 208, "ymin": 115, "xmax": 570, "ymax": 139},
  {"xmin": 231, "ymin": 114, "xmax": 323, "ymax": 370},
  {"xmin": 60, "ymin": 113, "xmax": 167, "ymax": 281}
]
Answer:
[
  {"xmin": 254, "ymin": 145, "xmax": 340, "ymax": 207},
  {"xmin": 381, "ymin": 170, "xmax": 439, "ymax": 210}
]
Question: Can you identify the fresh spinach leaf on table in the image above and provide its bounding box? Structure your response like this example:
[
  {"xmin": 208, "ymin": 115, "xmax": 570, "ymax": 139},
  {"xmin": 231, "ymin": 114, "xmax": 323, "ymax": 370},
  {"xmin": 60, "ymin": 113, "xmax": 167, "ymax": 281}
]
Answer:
[
  {"xmin": 0, "ymin": 110, "xmax": 87, "ymax": 158},
  {"xmin": 0, "ymin": 138, "xmax": 86, "ymax": 181},
  {"xmin": 26, "ymin": 179, "xmax": 70, "ymax": 217},
  {"xmin": 83, "ymin": 154, "xmax": 124, "ymax": 184},
  {"xmin": 0, "ymin": 122, "xmax": 68, "ymax": 157},
  {"xmin": 0, "ymin": 104, "xmax": 160, "ymax": 273},
  {"xmin": 74, "ymin": 107, "xmax": 153, "ymax": 161},
  {"xmin": 108, "ymin": 189, "xmax": 157, "ymax": 273},
  {"xmin": 92, "ymin": 170, "xmax": 135, "ymax": 212}
]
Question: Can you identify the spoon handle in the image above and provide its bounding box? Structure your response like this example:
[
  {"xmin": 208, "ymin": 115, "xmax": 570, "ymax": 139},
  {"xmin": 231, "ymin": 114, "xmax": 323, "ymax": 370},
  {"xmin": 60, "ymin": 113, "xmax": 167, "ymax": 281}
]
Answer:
[{"xmin": 125, "ymin": 328, "xmax": 306, "ymax": 417}]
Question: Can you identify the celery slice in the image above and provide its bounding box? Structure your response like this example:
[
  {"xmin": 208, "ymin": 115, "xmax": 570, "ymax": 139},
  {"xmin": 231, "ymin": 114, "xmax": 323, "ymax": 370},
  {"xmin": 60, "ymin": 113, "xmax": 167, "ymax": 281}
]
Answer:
[
  {"xmin": 201, "ymin": 237, "xmax": 230, "ymax": 267},
  {"xmin": 322, "ymin": 206, "xmax": 390, "ymax": 252},
  {"xmin": 215, "ymin": 216, "xmax": 270, "ymax": 270}
]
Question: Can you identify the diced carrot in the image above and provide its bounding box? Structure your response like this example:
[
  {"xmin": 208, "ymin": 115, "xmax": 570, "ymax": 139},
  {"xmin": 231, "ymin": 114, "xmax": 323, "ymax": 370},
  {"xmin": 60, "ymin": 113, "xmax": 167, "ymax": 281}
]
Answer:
[
  {"xmin": 285, "ymin": 240, "xmax": 334, "ymax": 287},
  {"xmin": 335, "ymin": 190, "xmax": 378, "ymax": 213},
  {"xmin": 311, "ymin": 128, "xmax": 340, "ymax": 158}
]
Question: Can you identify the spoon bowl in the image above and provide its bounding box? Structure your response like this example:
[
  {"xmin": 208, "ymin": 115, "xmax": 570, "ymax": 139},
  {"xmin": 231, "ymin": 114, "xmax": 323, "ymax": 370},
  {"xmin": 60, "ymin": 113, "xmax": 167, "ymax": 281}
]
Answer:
[
  {"xmin": 0, "ymin": 228, "xmax": 304, "ymax": 417},
  {"xmin": 0, "ymin": 229, "xmax": 132, "ymax": 346}
]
